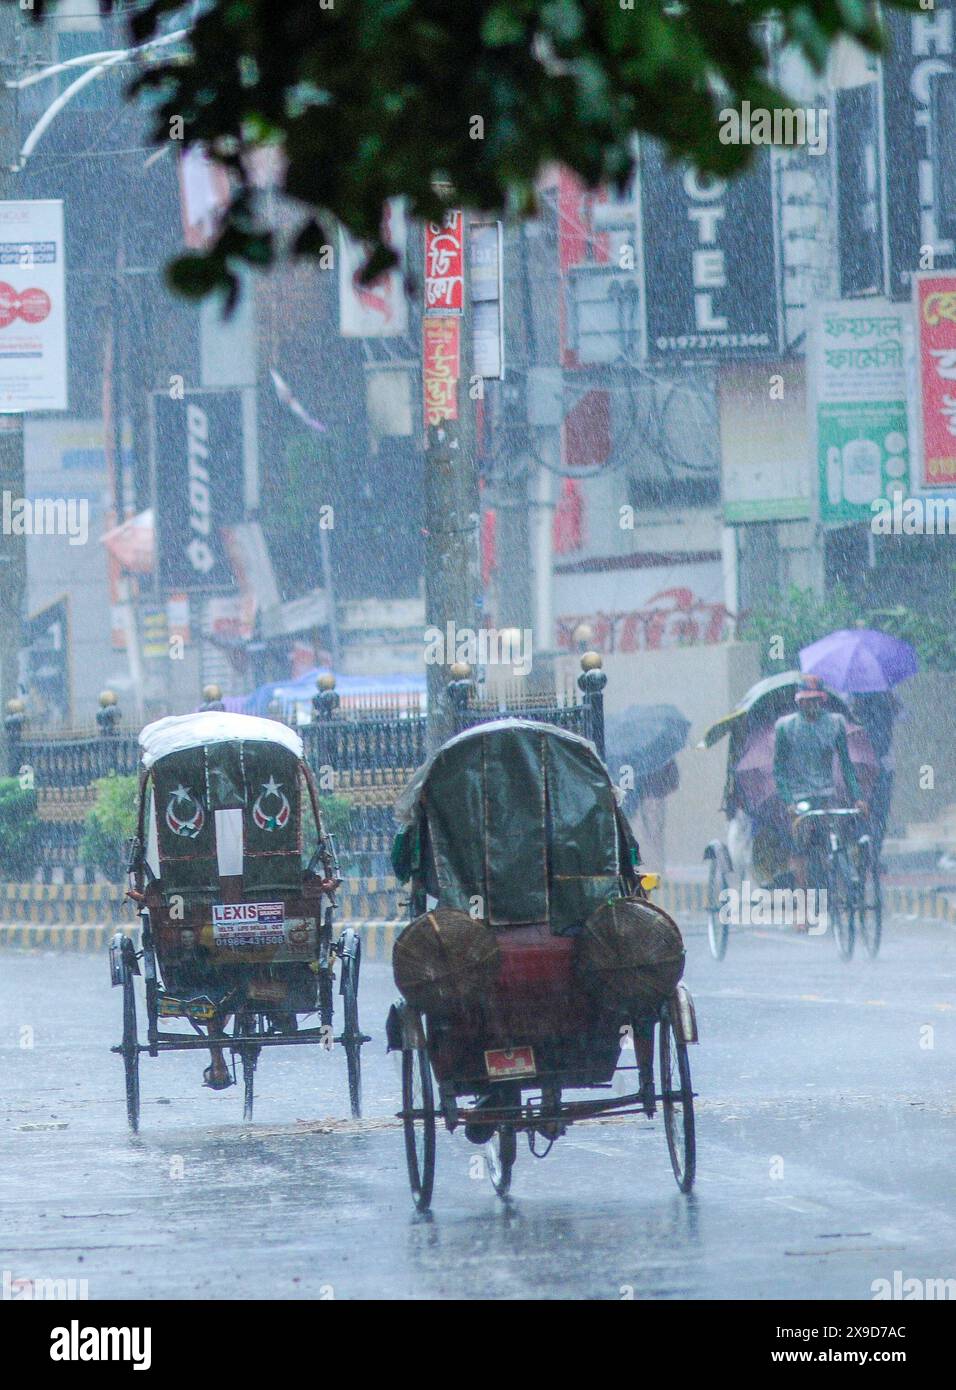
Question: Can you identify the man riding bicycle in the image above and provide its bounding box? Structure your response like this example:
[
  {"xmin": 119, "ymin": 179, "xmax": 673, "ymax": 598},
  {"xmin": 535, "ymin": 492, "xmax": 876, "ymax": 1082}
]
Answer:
[{"xmin": 773, "ymin": 676, "xmax": 867, "ymax": 899}]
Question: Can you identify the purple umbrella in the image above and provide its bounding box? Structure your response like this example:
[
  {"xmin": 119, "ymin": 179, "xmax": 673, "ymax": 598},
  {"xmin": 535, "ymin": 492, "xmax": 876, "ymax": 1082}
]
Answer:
[{"xmin": 799, "ymin": 628, "xmax": 917, "ymax": 694}]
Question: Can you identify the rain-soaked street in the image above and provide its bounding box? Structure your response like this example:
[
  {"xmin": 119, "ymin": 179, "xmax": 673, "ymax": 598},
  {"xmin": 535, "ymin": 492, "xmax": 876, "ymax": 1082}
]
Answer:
[{"xmin": 3, "ymin": 916, "xmax": 954, "ymax": 1301}]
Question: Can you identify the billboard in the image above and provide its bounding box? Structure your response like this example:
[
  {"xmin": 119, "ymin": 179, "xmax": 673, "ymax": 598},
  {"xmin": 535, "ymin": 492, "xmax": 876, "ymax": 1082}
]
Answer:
[
  {"xmin": 469, "ymin": 219, "xmax": 504, "ymax": 379},
  {"xmin": 810, "ymin": 300, "xmax": 911, "ymax": 523},
  {"xmin": 0, "ymin": 200, "xmax": 67, "ymax": 412},
  {"xmin": 639, "ymin": 142, "xmax": 780, "ymax": 359},
  {"xmin": 152, "ymin": 389, "xmax": 244, "ymax": 594},
  {"xmin": 20, "ymin": 595, "xmax": 71, "ymax": 727},
  {"xmin": 881, "ymin": 4, "xmax": 956, "ymax": 299},
  {"xmin": 422, "ymin": 316, "xmax": 460, "ymax": 428},
  {"xmin": 834, "ymin": 83, "xmax": 884, "ymax": 298},
  {"xmin": 915, "ymin": 272, "xmax": 956, "ymax": 487},
  {"xmin": 720, "ymin": 361, "xmax": 810, "ymax": 523},
  {"xmin": 424, "ymin": 210, "xmax": 464, "ymax": 314}
]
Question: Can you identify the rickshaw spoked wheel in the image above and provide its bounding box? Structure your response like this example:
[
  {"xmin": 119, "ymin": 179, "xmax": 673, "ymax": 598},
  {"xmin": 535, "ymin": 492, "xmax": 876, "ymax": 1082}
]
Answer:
[
  {"xmin": 339, "ymin": 931, "xmax": 363, "ymax": 1119},
  {"xmin": 706, "ymin": 855, "xmax": 729, "ymax": 961},
  {"xmin": 659, "ymin": 1001, "xmax": 695, "ymax": 1194},
  {"xmin": 121, "ymin": 955, "xmax": 140, "ymax": 1134},
  {"xmin": 486, "ymin": 1126, "xmax": 517, "ymax": 1198},
  {"xmin": 402, "ymin": 1047, "xmax": 436, "ymax": 1212}
]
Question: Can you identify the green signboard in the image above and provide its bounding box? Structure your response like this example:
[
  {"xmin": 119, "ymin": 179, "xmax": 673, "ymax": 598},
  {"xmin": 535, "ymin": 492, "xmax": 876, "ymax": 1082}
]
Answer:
[{"xmin": 812, "ymin": 302, "xmax": 911, "ymax": 524}]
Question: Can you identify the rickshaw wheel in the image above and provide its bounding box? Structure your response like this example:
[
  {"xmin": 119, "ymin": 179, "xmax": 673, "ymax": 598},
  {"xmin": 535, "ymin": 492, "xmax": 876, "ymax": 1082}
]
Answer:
[
  {"xmin": 857, "ymin": 843, "xmax": 882, "ymax": 960},
  {"xmin": 340, "ymin": 935, "xmax": 363, "ymax": 1119},
  {"xmin": 706, "ymin": 856, "xmax": 729, "ymax": 961},
  {"xmin": 659, "ymin": 1002, "xmax": 695, "ymax": 1194},
  {"xmin": 121, "ymin": 959, "xmax": 140, "ymax": 1134},
  {"xmin": 486, "ymin": 1126, "xmax": 517, "ymax": 1198},
  {"xmin": 402, "ymin": 1047, "xmax": 436, "ymax": 1212}
]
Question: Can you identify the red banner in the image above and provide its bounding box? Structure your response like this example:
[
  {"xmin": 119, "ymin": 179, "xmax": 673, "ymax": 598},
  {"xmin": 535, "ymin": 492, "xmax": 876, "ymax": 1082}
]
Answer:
[
  {"xmin": 423, "ymin": 315, "xmax": 460, "ymax": 427},
  {"xmin": 424, "ymin": 211, "xmax": 464, "ymax": 313},
  {"xmin": 916, "ymin": 273, "xmax": 956, "ymax": 488}
]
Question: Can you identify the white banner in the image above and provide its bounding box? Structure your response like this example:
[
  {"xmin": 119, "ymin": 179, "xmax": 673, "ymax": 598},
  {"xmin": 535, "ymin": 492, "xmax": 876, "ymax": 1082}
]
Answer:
[
  {"xmin": 0, "ymin": 200, "xmax": 67, "ymax": 412},
  {"xmin": 338, "ymin": 201, "xmax": 408, "ymax": 337},
  {"xmin": 470, "ymin": 220, "xmax": 504, "ymax": 379}
]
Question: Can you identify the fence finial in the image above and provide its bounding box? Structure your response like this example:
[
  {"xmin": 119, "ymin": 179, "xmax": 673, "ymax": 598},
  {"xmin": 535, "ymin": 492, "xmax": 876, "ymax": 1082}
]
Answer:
[{"xmin": 96, "ymin": 690, "xmax": 120, "ymax": 736}]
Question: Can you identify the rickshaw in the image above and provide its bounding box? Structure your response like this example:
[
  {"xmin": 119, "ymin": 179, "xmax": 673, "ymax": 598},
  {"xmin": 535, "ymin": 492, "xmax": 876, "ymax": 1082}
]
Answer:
[
  {"xmin": 110, "ymin": 711, "xmax": 366, "ymax": 1132},
  {"xmin": 701, "ymin": 672, "xmax": 882, "ymax": 962},
  {"xmin": 387, "ymin": 719, "xmax": 698, "ymax": 1211}
]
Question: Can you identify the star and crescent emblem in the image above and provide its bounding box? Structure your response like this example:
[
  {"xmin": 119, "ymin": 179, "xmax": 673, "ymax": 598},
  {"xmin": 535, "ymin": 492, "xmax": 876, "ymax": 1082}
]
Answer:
[
  {"xmin": 252, "ymin": 775, "xmax": 291, "ymax": 832},
  {"xmin": 165, "ymin": 783, "xmax": 205, "ymax": 839}
]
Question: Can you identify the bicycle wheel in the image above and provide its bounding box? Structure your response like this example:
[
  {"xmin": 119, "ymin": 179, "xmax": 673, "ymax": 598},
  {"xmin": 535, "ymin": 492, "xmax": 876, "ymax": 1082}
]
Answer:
[
  {"xmin": 858, "ymin": 844, "xmax": 883, "ymax": 960},
  {"xmin": 121, "ymin": 959, "xmax": 140, "ymax": 1134},
  {"xmin": 828, "ymin": 848, "xmax": 856, "ymax": 961},
  {"xmin": 486, "ymin": 1126, "xmax": 517, "ymax": 1198},
  {"xmin": 706, "ymin": 855, "xmax": 729, "ymax": 961},
  {"xmin": 659, "ymin": 1002, "xmax": 695, "ymax": 1194},
  {"xmin": 402, "ymin": 1047, "xmax": 436, "ymax": 1212}
]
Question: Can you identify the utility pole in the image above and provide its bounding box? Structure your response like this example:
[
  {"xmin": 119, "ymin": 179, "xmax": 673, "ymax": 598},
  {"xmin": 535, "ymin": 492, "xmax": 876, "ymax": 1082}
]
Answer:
[
  {"xmin": 0, "ymin": 8, "xmax": 25, "ymax": 767},
  {"xmin": 422, "ymin": 208, "xmax": 479, "ymax": 750}
]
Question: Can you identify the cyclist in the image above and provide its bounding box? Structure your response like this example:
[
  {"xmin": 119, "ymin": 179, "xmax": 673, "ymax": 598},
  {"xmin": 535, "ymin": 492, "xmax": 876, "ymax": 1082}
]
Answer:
[{"xmin": 773, "ymin": 676, "xmax": 867, "ymax": 901}]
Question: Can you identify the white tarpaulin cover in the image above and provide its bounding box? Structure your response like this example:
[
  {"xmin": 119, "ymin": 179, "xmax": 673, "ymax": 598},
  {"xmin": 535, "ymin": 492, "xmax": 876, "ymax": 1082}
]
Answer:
[{"xmin": 139, "ymin": 710, "xmax": 303, "ymax": 767}]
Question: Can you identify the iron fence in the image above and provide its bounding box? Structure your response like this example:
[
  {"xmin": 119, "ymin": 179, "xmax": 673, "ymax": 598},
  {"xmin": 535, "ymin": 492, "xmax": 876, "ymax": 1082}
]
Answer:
[{"xmin": 2, "ymin": 660, "xmax": 606, "ymax": 881}]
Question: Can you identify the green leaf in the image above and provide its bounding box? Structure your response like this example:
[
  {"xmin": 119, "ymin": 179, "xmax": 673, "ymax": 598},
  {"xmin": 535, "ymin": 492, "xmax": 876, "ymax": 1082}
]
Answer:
[
  {"xmin": 481, "ymin": 4, "xmax": 526, "ymax": 47},
  {"xmin": 165, "ymin": 253, "xmax": 229, "ymax": 299}
]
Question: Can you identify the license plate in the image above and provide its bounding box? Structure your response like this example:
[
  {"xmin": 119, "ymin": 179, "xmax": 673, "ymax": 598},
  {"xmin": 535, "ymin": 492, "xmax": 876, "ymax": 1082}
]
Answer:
[{"xmin": 484, "ymin": 1046, "xmax": 536, "ymax": 1079}]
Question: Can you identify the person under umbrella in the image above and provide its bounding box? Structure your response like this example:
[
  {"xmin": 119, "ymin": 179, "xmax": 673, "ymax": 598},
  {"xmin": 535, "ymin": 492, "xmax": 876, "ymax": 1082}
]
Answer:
[
  {"xmin": 799, "ymin": 627, "xmax": 916, "ymax": 857},
  {"xmin": 773, "ymin": 675, "xmax": 867, "ymax": 906}
]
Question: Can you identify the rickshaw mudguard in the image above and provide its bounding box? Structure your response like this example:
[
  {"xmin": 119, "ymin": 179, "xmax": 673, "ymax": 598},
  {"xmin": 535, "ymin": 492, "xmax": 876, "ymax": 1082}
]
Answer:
[
  {"xmin": 669, "ymin": 984, "xmax": 699, "ymax": 1044},
  {"xmin": 386, "ymin": 1000, "xmax": 426, "ymax": 1052},
  {"xmin": 109, "ymin": 931, "xmax": 139, "ymax": 987},
  {"xmin": 703, "ymin": 838, "xmax": 733, "ymax": 881}
]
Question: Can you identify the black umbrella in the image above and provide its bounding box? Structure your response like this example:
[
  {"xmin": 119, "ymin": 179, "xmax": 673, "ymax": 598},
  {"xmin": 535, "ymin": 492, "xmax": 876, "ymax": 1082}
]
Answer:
[{"xmin": 604, "ymin": 704, "xmax": 690, "ymax": 782}]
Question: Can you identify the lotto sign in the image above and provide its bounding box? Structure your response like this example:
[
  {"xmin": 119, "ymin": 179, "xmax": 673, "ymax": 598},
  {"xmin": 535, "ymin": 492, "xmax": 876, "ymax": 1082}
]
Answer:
[
  {"xmin": 916, "ymin": 273, "xmax": 956, "ymax": 487},
  {"xmin": 0, "ymin": 201, "xmax": 67, "ymax": 412},
  {"xmin": 152, "ymin": 388, "xmax": 244, "ymax": 593},
  {"xmin": 423, "ymin": 315, "xmax": 460, "ymax": 427},
  {"xmin": 424, "ymin": 212, "xmax": 464, "ymax": 313}
]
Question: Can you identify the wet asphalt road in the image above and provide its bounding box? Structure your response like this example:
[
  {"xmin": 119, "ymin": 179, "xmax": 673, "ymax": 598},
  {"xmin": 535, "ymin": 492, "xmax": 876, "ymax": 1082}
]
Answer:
[{"xmin": 2, "ymin": 917, "xmax": 955, "ymax": 1301}]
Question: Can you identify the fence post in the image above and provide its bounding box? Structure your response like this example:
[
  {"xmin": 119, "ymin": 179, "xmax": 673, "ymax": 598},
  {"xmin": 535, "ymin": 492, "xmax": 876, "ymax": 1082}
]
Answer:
[
  {"xmin": 577, "ymin": 651, "xmax": 607, "ymax": 761},
  {"xmin": 4, "ymin": 697, "xmax": 25, "ymax": 778}
]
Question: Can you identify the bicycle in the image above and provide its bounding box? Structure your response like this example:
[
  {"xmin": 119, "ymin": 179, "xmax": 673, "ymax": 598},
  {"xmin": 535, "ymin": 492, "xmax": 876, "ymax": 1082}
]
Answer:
[{"xmin": 794, "ymin": 805, "xmax": 881, "ymax": 961}]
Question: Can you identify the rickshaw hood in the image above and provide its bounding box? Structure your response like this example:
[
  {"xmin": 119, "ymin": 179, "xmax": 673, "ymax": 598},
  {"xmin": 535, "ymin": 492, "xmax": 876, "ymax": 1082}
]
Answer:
[{"xmin": 139, "ymin": 711, "xmax": 303, "ymax": 767}]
